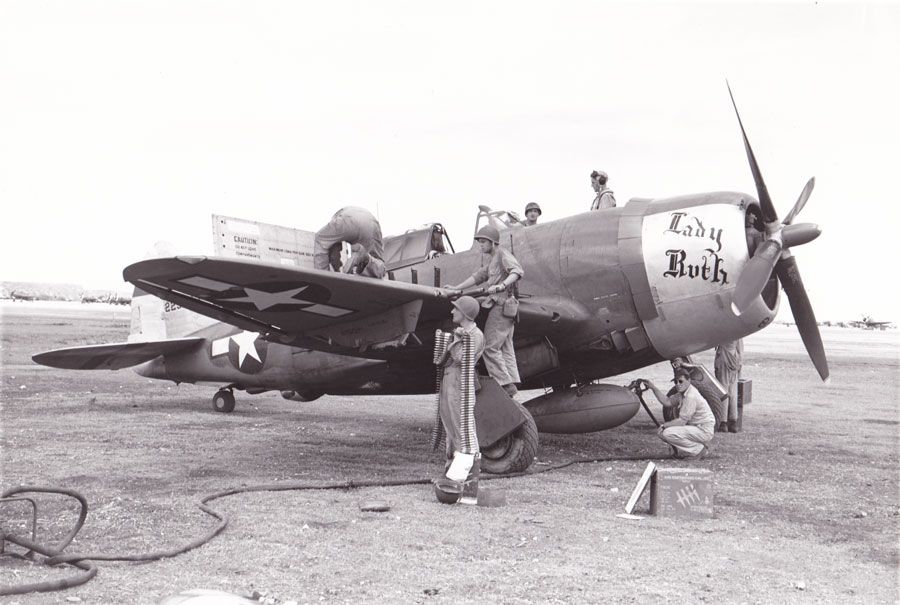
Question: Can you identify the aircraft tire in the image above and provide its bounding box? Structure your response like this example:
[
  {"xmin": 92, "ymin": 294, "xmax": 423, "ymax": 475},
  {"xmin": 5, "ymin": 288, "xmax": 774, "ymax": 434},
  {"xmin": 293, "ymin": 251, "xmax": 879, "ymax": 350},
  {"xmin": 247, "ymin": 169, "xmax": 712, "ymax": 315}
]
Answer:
[
  {"xmin": 480, "ymin": 403, "xmax": 538, "ymax": 475},
  {"xmin": 295, "ymin": 391, "xmax": 323, "ymax": 402},
  {"xmin": 281, "ymin": 390, "xmax": 324, "ymax": 403},
  {"xmin": 212, "ymin": 390, "xmax": 236, "ymax": 413}
]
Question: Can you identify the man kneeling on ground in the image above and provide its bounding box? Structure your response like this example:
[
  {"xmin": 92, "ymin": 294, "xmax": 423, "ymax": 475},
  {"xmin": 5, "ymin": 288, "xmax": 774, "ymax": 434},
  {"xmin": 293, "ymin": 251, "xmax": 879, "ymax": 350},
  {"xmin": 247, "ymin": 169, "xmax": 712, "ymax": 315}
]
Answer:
[{"xmin": 642, "ymin": 368, "xmax": 715, "ymax": 459}]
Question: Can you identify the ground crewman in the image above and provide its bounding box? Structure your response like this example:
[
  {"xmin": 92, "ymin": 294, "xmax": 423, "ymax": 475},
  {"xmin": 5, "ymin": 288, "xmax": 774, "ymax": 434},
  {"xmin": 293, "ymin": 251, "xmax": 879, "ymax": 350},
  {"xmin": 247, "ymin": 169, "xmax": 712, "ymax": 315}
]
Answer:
[
  {"xmin": 590, "ymin": 170, "xmax": 616, "ymax": 210},
  {"xmin": 313, "ymin": 206, "xmax": 386, "ymax": 278},
  {"xmin": 642, "ymin": 368, "xmax": 715, "ymax": 459},
  {"xmin": 431, "ymin": 295, "xmax": 485, "ymax": 503},
  {"xmin": 715, "ymin": 339, "xmax": 743, "ymax": 433},
  {"xmin": 444, "ymin": 225, "xmax": 523, "ymax": 397}
]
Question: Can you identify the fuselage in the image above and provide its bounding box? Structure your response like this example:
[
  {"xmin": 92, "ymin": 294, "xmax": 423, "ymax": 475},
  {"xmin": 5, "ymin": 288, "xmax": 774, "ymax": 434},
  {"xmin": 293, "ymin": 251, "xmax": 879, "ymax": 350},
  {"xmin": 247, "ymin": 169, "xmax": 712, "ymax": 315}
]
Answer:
[{"xmin": 135, "ymin": 193, "xmax": 778, "ymax": 397}]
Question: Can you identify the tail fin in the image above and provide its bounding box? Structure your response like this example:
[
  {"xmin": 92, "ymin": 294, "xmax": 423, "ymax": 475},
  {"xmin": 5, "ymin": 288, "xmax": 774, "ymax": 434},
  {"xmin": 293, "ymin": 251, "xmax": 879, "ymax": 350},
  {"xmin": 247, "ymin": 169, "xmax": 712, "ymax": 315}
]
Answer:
[{"xmin": 128, "ymin": 241, "xmax": 216, "ymax": 342}]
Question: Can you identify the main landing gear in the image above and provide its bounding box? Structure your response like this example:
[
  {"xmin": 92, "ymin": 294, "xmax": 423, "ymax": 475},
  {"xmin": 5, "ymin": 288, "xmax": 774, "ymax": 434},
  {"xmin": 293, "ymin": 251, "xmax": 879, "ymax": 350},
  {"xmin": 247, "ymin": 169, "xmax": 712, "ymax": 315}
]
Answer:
[{"xmin": 212, "ymin": 388, "xmax": 236, "ymax": 413}]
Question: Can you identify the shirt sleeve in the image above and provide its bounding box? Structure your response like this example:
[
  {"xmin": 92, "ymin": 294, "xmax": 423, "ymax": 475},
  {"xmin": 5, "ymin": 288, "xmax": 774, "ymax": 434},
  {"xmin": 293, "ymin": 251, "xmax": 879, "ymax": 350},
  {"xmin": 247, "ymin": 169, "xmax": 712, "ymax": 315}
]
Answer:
[
  {"xmin": 500, "ymin": 249, "xmax": 524, "ymax": 278},
  {"xmin": 470, "ymin": 265, "xmax": 489, "ymax": 284}
]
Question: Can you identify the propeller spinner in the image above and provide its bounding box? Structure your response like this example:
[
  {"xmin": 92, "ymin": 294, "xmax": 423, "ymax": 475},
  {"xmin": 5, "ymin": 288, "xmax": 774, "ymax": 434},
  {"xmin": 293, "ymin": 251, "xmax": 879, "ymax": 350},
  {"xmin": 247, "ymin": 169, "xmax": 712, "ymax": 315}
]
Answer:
[{"xmin": 727, "ymin": 83, "xmax": 829, "ymax": 381}]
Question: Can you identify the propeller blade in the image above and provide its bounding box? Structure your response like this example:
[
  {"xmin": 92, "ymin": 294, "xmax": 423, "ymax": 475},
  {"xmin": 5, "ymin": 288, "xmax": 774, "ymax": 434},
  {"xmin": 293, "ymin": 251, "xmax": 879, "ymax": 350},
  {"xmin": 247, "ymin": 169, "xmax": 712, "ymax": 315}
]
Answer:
[
  {"xmin": 783, "ymin": 177, "xmax": 815, "ymax": 225},
  {"xmin": 775, "ymin": 255, "xmax": 829, "ymax": 381},
  {"xmin": 731, "ymin": 239, "xmax": 782, "ymax": 316},
  {"xmin": 727, "ymin": 81, "xmax": 779, "ymax": 224},
  {"xmin": 781, "ymin": 222, "xmax": 821, "ymax": 248}
]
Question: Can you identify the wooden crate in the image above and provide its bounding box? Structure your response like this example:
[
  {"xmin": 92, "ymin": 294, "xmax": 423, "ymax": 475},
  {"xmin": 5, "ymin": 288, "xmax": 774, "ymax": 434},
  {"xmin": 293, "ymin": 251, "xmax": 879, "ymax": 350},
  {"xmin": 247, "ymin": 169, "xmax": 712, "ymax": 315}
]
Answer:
[
  {"xmin": 736, "ymin": 378, "xmax": 752, "ymax": 431},
  {"xmin": 649, "ymin": 467, "xmax": 714, "ymax": 518}
]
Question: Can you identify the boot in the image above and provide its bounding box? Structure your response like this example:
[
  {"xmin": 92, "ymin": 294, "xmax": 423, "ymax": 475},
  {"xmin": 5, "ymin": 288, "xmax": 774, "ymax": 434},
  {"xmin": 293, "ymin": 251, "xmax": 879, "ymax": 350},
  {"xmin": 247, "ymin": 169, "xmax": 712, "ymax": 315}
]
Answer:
[
  {"xmin": 717, "ymin": 422, "xmax": 727, "ymax": 433},
  {"xmin": 727, "ymin": 420, "xmax": 738, "ymax": 433}
]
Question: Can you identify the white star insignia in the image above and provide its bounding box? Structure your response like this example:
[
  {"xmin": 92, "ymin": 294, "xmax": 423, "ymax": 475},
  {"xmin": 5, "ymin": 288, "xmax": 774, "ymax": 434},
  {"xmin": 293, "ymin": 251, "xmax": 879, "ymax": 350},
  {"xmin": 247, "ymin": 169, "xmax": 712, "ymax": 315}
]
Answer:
[
  {"xmin": 221, "ymin": 286, "xmax": 309, "ymax": 311},
  {"xmin": 229, "ymin": 331, "xmax": 262, "ymax": 368}
]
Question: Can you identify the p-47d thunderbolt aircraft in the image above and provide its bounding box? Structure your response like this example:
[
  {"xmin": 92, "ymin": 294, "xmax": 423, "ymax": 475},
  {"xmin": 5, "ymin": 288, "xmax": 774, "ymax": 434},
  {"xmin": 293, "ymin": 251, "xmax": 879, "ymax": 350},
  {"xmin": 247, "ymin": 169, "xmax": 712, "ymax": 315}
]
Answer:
[{"xmin": 34, "ymin": 89, "xmax": 828, "ymax": 474}]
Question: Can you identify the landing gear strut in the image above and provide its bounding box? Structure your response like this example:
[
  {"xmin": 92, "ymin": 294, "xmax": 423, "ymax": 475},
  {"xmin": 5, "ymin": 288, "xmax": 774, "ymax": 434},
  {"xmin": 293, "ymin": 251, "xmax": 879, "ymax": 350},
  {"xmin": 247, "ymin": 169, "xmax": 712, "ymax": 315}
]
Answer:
[{"xmin": 212, "ymin": 389, "xmax": 236, "ymax": 413}]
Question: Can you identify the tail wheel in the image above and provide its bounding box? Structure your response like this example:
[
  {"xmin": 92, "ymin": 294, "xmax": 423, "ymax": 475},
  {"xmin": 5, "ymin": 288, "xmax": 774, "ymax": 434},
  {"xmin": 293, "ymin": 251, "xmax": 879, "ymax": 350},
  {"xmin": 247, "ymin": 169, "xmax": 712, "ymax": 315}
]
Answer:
[
  {"xmin": 480, "ymin": 403, "xmax": 538, "ymax": 475},
  {"xmin": 212, "ymin": 389, "xmax": 235, "ymax": 413}
]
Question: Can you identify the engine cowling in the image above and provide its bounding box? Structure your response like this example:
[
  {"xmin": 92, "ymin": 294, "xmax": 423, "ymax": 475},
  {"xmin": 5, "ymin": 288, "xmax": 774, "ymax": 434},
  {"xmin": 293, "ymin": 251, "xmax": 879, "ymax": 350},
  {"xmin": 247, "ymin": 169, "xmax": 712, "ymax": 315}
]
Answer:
[{"xmin": 523, "ymin": 384, "xmax": 640, "ymax": 434}]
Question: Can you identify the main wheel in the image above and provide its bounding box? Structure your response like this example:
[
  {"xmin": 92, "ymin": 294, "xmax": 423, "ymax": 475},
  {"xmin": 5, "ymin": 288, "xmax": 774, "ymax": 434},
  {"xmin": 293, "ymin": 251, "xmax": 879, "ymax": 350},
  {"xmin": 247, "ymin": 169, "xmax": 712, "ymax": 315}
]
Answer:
[
  {"xmin": 212, "ymin": 390, "xmax": 235, "ymax": 413},
  {"xmin": 479, "ymin": 403, "xmax": 538, "ymax": 475},
  {"xmin": 280, "ymin": 390, "xmax": 324, "ymax": 402}
]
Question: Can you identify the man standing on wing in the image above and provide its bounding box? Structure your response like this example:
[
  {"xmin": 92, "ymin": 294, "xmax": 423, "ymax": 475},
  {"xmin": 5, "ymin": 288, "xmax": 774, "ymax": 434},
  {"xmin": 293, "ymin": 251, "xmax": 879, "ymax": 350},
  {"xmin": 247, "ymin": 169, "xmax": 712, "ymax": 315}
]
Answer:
[
  {"xmin": 445, "ymin": 225, "xmax": 524, "ymax": 397},
  {"xmin": 313, "ymin": 206, "xmax": 386, "ymax": 278}
]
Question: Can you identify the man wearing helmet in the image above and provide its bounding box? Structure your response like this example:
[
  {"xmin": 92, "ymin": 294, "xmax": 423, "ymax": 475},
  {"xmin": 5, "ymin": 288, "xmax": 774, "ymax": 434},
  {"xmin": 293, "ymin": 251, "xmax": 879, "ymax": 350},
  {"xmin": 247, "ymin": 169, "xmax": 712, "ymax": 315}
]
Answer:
[
  {"xmin": 444, "ymin": 225, "xmax": 524, "ymax": 397},
  {"xmin": 590, "ymin": 170, "xmax": 617, "ymax": 210},
  {"xmin": 523, "ymin": 202, "xmax": 542, "ymax": 227},
  {"xmin": 431, "ymin": 295, "xmax": 485, "ymax": 503}
]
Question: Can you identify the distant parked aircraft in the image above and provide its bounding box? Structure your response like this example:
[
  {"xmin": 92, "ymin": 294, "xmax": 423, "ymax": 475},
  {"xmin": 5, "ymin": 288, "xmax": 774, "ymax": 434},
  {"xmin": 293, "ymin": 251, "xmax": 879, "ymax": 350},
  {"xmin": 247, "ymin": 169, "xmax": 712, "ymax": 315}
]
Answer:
[
  {"xmin": 849, "ymin": 315, "xmax": 894, "ymax": 330},
  {"xmin": 10, "ymin": 290, "xmax": 39, "ymax": 302}
]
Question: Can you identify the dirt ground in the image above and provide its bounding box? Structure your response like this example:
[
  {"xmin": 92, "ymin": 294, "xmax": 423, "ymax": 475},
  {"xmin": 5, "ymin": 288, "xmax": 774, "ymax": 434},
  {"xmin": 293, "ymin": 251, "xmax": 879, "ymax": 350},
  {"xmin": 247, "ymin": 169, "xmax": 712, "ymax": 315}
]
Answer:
[{"xmin": 1, "ymin": 302, "xmax": 898, "ymax": 604}]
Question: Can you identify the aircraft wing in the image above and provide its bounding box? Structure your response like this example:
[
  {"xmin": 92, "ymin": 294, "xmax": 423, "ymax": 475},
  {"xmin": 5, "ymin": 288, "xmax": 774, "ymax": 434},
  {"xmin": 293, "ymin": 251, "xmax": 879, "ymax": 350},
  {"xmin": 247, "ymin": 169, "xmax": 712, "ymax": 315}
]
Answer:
[
  {"xmin": 33, "ymin": 338, "xmax": 205, "ymax": 370},
  {"xmin": 123, "ymin": 256, "xmax": 452, "ymax": 353}
]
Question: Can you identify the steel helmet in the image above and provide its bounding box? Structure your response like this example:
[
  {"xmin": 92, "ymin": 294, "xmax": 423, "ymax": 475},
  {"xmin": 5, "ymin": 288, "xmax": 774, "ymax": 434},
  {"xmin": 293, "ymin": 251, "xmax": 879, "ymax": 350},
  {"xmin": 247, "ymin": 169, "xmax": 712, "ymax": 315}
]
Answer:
[
  {"xmin": 452, "ymin": 295, "xmax": 481, "ymax": 321},
  {"xmin": 474, "ymin": 225, "xmax": 500, "ymax": 245},
  {"xmin": 524, "ymin": 202, "xmax": 542, "ymax": 215},
  {"xmin": 433, "ymin": 477, "xmax": 463, "ymax": 504}
]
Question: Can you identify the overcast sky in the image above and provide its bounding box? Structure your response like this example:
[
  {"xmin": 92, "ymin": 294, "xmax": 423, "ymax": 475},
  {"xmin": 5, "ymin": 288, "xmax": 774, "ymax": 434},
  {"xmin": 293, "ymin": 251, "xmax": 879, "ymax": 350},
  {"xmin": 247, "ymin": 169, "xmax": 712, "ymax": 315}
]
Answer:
[{"xmin": 2, "ymin": 1, "xmax": 898, "ymax": 323}]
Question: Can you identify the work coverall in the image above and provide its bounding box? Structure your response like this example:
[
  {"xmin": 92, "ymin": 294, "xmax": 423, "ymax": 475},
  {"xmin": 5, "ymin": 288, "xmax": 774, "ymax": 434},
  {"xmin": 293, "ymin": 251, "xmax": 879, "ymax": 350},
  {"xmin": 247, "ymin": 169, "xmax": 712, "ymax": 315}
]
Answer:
[
  {"xmin": 468, "ymin": 247, "xmax": 523, "ymax": 387},
  {"xmin": 659, "ymin": 384, "xmax": 715, "ymax": 457},
  {"xmin": 714, "ymin": 340, "xmax": 743, "ymax": 422},
  {"xmin": 313, "ymin": 206, "xmax": 385, "ymax": 277}
]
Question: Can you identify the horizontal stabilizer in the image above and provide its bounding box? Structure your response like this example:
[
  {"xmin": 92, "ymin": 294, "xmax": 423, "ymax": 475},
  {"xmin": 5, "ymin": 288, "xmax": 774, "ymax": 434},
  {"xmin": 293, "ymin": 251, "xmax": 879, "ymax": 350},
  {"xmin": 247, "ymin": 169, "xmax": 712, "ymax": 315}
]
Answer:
[{"xmin": 32, "ymin": 338, "xmax": 205, "ymax": 370}]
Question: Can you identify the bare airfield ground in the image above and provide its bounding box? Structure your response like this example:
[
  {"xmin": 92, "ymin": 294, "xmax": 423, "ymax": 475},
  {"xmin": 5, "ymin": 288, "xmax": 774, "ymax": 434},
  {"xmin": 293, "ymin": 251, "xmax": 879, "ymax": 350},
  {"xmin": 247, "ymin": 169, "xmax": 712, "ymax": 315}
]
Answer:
[{"xmin": 1, "ymin": 301, "xmax": 898, "ymax": 604}]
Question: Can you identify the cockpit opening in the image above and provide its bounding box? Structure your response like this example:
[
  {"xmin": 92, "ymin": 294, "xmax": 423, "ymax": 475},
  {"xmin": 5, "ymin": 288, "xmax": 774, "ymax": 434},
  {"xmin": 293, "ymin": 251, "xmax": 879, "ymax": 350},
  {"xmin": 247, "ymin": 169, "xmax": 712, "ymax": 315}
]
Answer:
[{"xmin": 383, "ymin": 223, "xmax": 455, "ymax": 272}]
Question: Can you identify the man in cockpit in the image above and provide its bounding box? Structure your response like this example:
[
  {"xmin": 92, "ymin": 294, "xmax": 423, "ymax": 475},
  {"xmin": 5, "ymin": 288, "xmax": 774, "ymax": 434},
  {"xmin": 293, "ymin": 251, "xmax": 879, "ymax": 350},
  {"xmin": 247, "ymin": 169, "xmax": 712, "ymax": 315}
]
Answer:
[{"xmin": 523, "ymin": 202, "xmax": 542, "ymax": 226}]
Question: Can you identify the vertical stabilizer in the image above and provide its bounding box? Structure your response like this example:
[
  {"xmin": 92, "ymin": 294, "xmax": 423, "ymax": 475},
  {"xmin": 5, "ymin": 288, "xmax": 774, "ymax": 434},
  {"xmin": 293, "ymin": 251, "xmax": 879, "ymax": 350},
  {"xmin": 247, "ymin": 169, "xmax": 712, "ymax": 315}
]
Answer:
[{"xmin": 128, "ymin": 241, "xmax": 216, "ymax": 342}]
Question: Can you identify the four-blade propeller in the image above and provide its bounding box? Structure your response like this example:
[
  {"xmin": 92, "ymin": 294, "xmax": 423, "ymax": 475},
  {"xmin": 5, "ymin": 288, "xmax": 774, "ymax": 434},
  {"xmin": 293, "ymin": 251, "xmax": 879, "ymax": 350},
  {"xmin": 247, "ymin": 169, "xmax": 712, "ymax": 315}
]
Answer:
[{"xmin": 727, "ymin": 82, "xmax": 829, "ymax": 381}]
